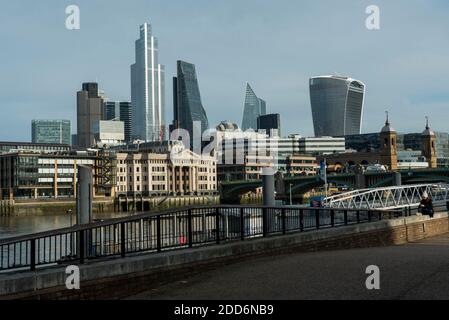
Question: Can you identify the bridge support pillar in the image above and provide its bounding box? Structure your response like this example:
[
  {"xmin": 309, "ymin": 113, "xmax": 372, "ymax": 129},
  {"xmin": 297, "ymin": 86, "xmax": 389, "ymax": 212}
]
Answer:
[
  {"xmin": 76, "ymin": 165, "xmax": 93, "ymax": 225},
  {"xmin": 262, "ymin": 168, "xmax": 275, "ymax": 207},
  {"xmin": 355, "ymin": 173, "xmax": 366, "ymax": 189},
  {"xmin": 394, "ymin": 172, "xmax": 402, "ymax": 186}
]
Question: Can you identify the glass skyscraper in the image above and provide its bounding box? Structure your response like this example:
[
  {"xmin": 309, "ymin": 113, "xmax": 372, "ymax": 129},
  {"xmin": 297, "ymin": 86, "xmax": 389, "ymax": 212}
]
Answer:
[
  {"xmin": 241, "ymin": 82, "xmax": 266, "ymax": 131},
  {"xmin": 104, "ymin": 101, "xmax": 132, "ymax": 143},
  {"xmin": 31, "ymin": 120, "xmax": 71, "ymax": 145},
  {"xmin": 172, "ymin": 61, "xmax": 209, "ymax": 149},
  {"xmin": 131, "ymin": 22, "xmax": 166, "ymax": 142},
  {"xmin": 309, "ymin": 75, "xmax": 365, "ymax": 137}
]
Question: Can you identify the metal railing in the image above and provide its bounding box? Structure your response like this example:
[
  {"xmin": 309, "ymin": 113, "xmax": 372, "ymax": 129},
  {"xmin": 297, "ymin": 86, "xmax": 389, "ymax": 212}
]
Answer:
[
  {"xmin": 0, "ymin": 205, "xmax": 406, "ymax": 272},
  {"xmin": 324, "ymin": 184, "xmax": 449, "ymax": 210}
]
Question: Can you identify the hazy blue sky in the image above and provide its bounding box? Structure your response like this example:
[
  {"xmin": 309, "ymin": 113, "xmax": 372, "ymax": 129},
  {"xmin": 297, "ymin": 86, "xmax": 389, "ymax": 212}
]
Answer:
[{"xmin": 0, "ymin": 0, "xmax": 448, "ymax": 141}]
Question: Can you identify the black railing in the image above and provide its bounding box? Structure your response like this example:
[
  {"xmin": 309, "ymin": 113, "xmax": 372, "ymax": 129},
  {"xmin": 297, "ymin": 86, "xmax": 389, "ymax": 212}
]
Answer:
[{"xmin": 0, "ymin": 205, "xmax": 406, "ymax": 272}]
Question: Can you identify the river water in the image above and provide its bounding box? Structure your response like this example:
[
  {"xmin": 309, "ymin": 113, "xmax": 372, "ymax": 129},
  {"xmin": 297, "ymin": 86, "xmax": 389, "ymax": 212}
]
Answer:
[{"xmin": 0, "ymin": 211, "xmax": 135, "ymax": 240}]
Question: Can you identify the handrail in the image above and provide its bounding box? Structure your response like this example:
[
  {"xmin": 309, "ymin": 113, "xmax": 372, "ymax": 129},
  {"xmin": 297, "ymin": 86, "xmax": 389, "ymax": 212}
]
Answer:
[{"xmin": 0, "ymin": 205, "xmax": 404, "ymax": 272}]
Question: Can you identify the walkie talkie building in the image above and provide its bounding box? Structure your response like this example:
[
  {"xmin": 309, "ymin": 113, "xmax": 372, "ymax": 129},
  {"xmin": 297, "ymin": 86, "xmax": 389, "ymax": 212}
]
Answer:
[{"xmin": 309, "ymin": 75, "xmax": 365, "ymax": 137}]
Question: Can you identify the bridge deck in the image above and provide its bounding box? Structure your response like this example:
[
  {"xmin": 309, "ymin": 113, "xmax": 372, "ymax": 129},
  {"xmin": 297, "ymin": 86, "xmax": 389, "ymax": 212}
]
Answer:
[{"xmin": 128, "ymin": 232, "xmax": 449, "ymax": 300}]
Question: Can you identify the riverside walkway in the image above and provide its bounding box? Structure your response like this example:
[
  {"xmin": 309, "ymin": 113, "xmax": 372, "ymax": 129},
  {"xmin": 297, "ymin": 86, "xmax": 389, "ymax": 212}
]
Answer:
[{"xmin": 129, "ymin": 233, "xmax": 449, "ymax": 300}]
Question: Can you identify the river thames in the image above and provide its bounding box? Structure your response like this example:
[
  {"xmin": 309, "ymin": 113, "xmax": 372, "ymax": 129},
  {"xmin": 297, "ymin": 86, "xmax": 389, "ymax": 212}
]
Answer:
[{"xmin": 0, "ymin": 211, "xmax": 135, "ymax": 239}]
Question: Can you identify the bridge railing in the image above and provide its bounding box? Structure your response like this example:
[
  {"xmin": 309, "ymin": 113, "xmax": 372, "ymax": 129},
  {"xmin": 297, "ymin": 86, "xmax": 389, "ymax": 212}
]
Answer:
[{"xmin": 0, "ymin": 205, "xmax": 403, "ymax": 273}]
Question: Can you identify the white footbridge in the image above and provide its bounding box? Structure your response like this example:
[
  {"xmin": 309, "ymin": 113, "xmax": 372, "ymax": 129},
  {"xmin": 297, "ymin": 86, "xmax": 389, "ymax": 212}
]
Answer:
[{"xmin": 323, "ymin": 184, "xmax": 449, "ymax": 210}]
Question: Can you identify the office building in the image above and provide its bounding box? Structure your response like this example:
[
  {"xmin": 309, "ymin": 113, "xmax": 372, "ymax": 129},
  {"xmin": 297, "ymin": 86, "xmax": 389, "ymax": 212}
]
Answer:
[
  {"xmin": 172, "ymin": 60, "xmax": 209, "ymax": 149},
  {"xmin": 0, "ymin": 150, "xmax": 116, "ymax": 200},
  {"xmin": 31, "ymin": 120, "xmax": 71, "ymax": 145},
  {"xmin": 116, "ymin": 148, "xmax": 217, "ymax": 196},
  {"xmin": 297, "ymin": 136, "xmax": 346, "ymax": 155},
  {"xmin": 257, "ymin": 113, "xmax": 281, "ymax": 137},
  {"xmin": 241, "ymin": 83, "xmax": 266, "ymax": 131},
  {"xmin": 77, "ymin": 82, "xmax": 104, "ymax": 148},
  {"xmin": 93, "ymin": 120, "xmax": 125, "ymax": 146},
  {"xmin": 310, "ymin": 75, "xmax": 365, "ymax": 137},
  {"xmin": 0, "ymin": 141, "xmax": 70, "ymax": 155},
  {"xmin": 131, "ymin": 23, "xmax": 166, "ymax": 142},
  {"xmin": 104, "ymin": 101, "xmax": 132, "ymax": 142}
]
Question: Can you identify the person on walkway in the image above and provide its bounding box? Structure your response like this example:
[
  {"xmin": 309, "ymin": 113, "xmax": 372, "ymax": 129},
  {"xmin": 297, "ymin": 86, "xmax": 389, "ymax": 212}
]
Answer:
[{"xmin": 419, "ymin": 191, "xmax": 434, "ymax": 218}]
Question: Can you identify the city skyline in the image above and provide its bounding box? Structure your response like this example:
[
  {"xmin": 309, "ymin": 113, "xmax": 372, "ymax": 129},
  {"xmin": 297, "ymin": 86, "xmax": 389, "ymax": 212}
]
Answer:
[{"xmin": 1, "ymin": 0, "xmax": 449, "ymax": 141}]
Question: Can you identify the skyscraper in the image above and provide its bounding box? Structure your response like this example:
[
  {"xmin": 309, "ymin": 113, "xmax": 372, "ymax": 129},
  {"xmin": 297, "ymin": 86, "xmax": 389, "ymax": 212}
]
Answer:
[
  {"xmin": 309, "ymin": 75, "xmax": 365, "ymax": 137},
  {"xmin": 131, "ymin": 22, "xmax": 166, "ymax": 142},
  {"xmin": 31, "ymin": 120, "xmax": 71, "ymax": 145},
  {"xmin": 172, "ymin": 60, "xmax": 209, "ymax": 149},
  {"xmin": 104, "ymin": 101, "xmax": 132, "ymax": 143},
  {"xmin": 77, "ymin": 82, "xmax": 104, "ymax": 148},
  {"xmin": 257, "ymin": 113, "xmax": 281, "ymax": 137},
  {"xmin": 241, "ymin": 82, "xmax": 266, "ymax": 131}
]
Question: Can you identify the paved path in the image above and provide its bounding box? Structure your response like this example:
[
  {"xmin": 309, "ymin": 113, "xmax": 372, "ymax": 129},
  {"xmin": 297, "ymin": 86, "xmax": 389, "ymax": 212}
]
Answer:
[{"xmin": 128, "ymin": 233, "xmax": 449, "ymax": 300}]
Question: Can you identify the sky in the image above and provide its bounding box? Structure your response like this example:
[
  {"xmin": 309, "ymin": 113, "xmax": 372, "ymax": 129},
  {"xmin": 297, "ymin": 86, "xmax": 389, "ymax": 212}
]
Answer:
[{"xmin": 0, "ymin": 0, "xmax": 448, "ymax": 141}]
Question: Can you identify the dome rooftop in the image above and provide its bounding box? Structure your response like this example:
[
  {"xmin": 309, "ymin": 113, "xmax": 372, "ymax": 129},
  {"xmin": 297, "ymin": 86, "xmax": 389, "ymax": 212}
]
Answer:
[
  {"xmin": 381, "ymin": 112, "xmax": 395, "ymax": 133},
  {"xmin": 216, "ymin": 121, "xmax": 239, "ymax": 132},
  {"xmin": 422, "ymin": 117, "xmax": 435, "ymax": 136}
]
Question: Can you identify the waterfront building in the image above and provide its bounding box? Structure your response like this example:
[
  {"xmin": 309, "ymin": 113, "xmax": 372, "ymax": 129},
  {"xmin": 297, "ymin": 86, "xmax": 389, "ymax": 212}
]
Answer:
[
  {"xmin": 0, "ymin": 150, "xmax": 116, "ymax": 200},
  {"xmin": 115, "ymin": 148, "xmax": 217, "ymax": 196}
]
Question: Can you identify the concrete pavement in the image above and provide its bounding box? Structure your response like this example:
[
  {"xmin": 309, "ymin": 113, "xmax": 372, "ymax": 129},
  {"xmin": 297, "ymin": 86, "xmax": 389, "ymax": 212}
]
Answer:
[{"xmin": 128, "ymin": 233, "xmax": 449, "ymax": 300}]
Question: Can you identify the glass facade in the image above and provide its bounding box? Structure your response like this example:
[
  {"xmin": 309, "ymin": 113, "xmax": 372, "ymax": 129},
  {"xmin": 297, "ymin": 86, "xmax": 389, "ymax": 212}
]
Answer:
[
  {"xmin": 257, "ymin": 113, "xmax": 281, "ymax": 137},
  {"xmin": 173, "ymin": 60, "xmax": 209, "ymax": 149},
  {"xmin": 104, "ymin": 101, "xmax": 132, "ymax": 142},
  {"xmin": 131, "ymin": 23, "xmax": 166, "ymax": 142},
  {"xmin": 241, "ymin": 83, "xmax": 266, "ymax": 131},
  {"xmin": 310, "ymin": 76, "xmax": 365, "ymax": 137},
  {"xmin": 31, "ymin": 120, "xmax": 71, "ymax": 145}
]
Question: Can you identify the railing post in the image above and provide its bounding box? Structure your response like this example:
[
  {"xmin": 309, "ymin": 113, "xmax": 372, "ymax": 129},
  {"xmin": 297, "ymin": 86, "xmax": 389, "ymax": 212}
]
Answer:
[
  {"xmin": 282, "ymin": 208, "xmax": 286, "ymax": 235},
  {"xmin": 216, "ymin": 207, "xmax": 220, "ymax": 244},
  {"xmin": 368, "ymin": 210, "xmax": 372, "ymax": 222},
  {"xmin": 330, "ymin": 210, "xmax": 335, "ymax": 227},
  {"xmin": 240, "ymin": 207, "xmax": 245, "ymax": 241},
  {"xmin": 188, "ymin": 209, "xmax": 193, "ymax": 248},
  {"xmin": 356, "ymin": 210, "xmax": 360, "ymax": 223},
  {"xmin": 30, "ymin": 239, "xmax": 36, "ymax": 271},
  {"xmin": 79, "ymin": 230, "xmax": 85, "ymax": 264},
  {"xmin": 120, "ymin": 222, "xmax": 126, "ymax": 258},
  {"xmin": 263, "ymin": 208, "xmax": 268, "ymax": 236},
  {"xmin": 344, "ymin": 210, "xmax": 348, "ymax": 226},
  {"xmin": 300, "ymin": 209, "xmax": 304, "ymax": 232},
  {"xmin": 316, "ymin": 209, "xmax": 320, "ymax": 229},
  {"xmin": 156, "ymin": 215, "xmax": 161, "ymax": 253}
]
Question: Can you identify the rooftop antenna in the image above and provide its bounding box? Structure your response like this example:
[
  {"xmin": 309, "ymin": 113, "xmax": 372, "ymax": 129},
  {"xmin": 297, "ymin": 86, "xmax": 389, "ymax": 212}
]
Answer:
[
  {"xmin": 385, "ymin": 110, "xmax": 389, "ymax": 125},
  {"xmin": 425, "ymin": 116, "xmax": 430, "ymax": 129}
]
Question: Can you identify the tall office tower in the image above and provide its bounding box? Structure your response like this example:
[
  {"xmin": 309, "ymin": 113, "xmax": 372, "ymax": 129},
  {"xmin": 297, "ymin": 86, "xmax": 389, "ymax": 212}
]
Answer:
[
  {"xmin": 172, "ymin": 61, "xmax": 209, "ymax": 149},
  {"xmin": 241, "ymin": 82, "xmax": 266, "ymax": 131},
  {"xmin": 131, "ymin": 22, "xmax": 166, "ymax": 142},
  {"xmin": 31, "ymin": 120, "xmax": 71, "ymax": 145},
  {"xmin": 77, "ymin": 82, "xmax": 104, "ymax": 148},
  {"xmin": 257, "ymin": 113, "xmax": 281, "ymax": 137},
  {"xmin": 309, "ymin": 75, "xmax": 365, "ymax": 137},
  {"xmin": 104, "ymin": 101, "xmax": 132, "ymax": 143}
]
